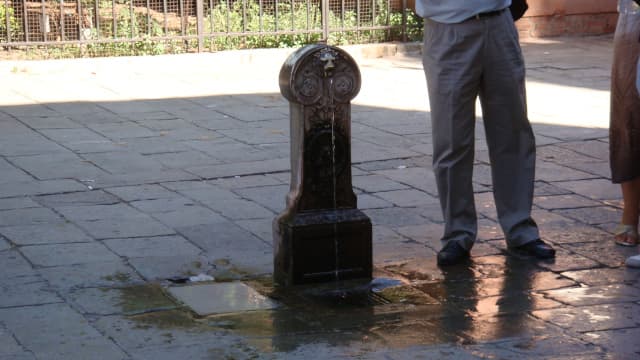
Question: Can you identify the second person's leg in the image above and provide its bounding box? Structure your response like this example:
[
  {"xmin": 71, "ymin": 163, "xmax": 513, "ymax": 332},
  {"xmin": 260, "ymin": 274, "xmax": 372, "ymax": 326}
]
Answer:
[
  {"xmin": 478, "ymin": 11, "xmax": 544, "ymax": 249},
  {"xmin": 422, "ymin": 18, "xmax": 484, "ymax": 262}
]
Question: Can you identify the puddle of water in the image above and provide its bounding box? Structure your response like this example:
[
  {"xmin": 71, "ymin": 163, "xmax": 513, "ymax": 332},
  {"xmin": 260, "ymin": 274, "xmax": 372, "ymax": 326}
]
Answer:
[
  {"xmin": 131, "ymin": 309, "xmax": 198, "ymax": 330},
  {"xmin": 117, "ymin": 284, "xmax": 177, "ymax": 315},
  {"xmin": 263, "ymin": 275, "xmax": 421, "ymax": 307},
  {"xmin": 377, "ymin": 285, "xmax": 439, "ymax": 305},
  {"xmin": 102, "ymin": 271, "xmax": 132, "ymax": 283},
  {"xmin": 115, "ymin": 272, "xmax": 552, "ymax": 354},
  {"xmin": 299, "ymin": 279, "xmax": 383, "ymax": 307}
]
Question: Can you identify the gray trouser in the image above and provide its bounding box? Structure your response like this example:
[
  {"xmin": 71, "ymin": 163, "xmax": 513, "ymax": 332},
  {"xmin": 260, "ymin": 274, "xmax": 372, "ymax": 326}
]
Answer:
[{"xmin": 422, "ymin": 10, "xmax": 539, "ymax": 250}]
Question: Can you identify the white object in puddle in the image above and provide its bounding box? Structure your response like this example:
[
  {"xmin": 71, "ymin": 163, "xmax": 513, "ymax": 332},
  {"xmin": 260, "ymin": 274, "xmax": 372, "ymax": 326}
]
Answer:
[{"xmin": 189, "ymin": 273, "xmax": 215, "ymax": 282}]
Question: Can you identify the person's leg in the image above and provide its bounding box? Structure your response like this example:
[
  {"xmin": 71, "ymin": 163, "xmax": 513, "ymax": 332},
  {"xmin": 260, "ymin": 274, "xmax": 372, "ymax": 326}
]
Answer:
[
  {"xmin": 610, "ymin": 11, "xmax": 640, "ymax": 246},
  {"xmin": 621, "ymin": 178, "xmax": 640, "ymax": 226},
  {"xmin": 476, "ymin": 10, "xmax": 541, "ymax": 248},
  {"xmin": 422, "ymin": 18, "xmax": 484, "ymax": 254},
  {"xmin": 624, "ymin": 178, "xmax": 640, "ymax": 267},
  {"xmin": 617, "ymin": 178, "xmax": 640, "ymax": 246}
]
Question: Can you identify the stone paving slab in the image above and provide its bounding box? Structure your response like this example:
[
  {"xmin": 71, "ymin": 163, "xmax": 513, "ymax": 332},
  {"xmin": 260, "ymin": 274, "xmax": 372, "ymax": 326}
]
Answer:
[
  {"xmin": 20, "ymin": 242, "xmax": 121, "ymax": 267},
  {"xmin": 0, "ymin": 275, "xmax": 62, "ymax": 308},
  {"xmin": 38, "ymin": 260, "xmax": 144, "ymax": 290},
  {"xmin": 582, "ymin": 328, "xmax": 640, "ymax": 358},
  {"xmin": 0, "ymin": 179, "xmax": 86, "ymax": 198},
  {"xmin": 0, "ymin": 223, "xmax": 93, "ymax": 245},
  {"xmin": 0, "ymin": 35, "xmax": 639, "ymax": 359},
  {"xmin": 168, "ymin": 282, "xmax": 278, "ymax": 316},
  {"xmin": 0, "ymin": 303, "xmax": 128, "ymax": 360}
]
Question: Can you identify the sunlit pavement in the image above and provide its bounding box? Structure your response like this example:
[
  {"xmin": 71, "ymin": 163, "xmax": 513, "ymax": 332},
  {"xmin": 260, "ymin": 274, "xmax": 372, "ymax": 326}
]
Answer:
[{"xmin": 1, "ymin": 34, "xmax": 639, "ymax": 359}]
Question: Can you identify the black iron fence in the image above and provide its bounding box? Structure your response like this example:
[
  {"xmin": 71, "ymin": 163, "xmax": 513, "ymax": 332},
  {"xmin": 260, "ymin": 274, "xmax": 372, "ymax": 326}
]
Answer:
[{"xmin": 1, "ymin": 0, "xmax": 422, "ymax": 58}]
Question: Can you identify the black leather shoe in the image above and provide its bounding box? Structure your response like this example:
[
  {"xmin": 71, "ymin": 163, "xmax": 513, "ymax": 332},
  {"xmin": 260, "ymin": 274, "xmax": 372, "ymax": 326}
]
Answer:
[
  {"xmin": 511, "ymin": 239, "xmax": 556, "ymax": 259},
  {"xmin": 437, "ymin": 241, "xmax": 470, "ymax": 266}
]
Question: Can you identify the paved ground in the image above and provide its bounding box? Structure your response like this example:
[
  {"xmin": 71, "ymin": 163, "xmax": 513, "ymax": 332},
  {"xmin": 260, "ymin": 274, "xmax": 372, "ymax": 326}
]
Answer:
[{"xmin": 1, "ymin": 35, "xmax": 639, "ymax": 359}]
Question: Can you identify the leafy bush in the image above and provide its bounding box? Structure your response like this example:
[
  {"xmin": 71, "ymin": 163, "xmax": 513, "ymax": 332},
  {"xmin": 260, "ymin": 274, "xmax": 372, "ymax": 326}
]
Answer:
[
  {"xmin": 206, "ymin": 0, "xmax": 321, "ymax": 50},
  {"xmin": 205, "ymin": 0, "xmax": 422, "ymax": 51},
  {"xmin": 84, "ymin": 4, "xmax": 171, "ymax": 56},
  {"xmin": 0, "ymin": 2, "xmax": 20, "ymax": 42},
  {"xmin": 1, "ymin": 0, "xmax": 422, "ymax": 57}
]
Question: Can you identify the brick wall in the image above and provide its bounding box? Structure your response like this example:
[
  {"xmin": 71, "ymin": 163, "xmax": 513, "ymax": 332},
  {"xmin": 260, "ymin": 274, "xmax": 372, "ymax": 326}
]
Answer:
[{"xmin": 516, "ymin": 0, "xmax": 618, "ymax": 37}]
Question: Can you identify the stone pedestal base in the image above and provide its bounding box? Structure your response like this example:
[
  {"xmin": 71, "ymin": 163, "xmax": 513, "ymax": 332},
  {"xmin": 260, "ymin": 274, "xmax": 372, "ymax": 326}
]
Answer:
[{"xmin": 273, "ymin": 209, "xmax": 372, "ymax": 286}]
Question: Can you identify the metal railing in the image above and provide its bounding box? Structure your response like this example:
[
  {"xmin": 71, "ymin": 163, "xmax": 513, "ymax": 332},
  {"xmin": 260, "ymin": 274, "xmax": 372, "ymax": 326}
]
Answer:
[{"xmin": 1, "ymin": 0, "xmax": 422, "ymax": 58}]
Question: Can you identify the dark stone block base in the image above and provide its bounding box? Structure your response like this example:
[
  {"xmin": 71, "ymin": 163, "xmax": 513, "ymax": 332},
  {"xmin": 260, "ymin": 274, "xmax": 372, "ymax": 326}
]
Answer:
[{"xmin": 273, "ymin": 209, "xmax": 372, "ymax": 286}]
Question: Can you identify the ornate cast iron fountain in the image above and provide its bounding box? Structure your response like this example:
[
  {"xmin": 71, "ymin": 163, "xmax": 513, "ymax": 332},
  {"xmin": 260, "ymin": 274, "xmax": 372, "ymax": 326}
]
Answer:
[{"xmin": 273, "ymin": 44, "xmax": 373, "ymax": 286}]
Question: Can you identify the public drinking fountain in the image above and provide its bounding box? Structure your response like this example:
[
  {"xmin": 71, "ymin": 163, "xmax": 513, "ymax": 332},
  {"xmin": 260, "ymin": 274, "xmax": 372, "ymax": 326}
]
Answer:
[{"xmin": 273, "ymin": 44, "xmax": 373, "ymax": 286}]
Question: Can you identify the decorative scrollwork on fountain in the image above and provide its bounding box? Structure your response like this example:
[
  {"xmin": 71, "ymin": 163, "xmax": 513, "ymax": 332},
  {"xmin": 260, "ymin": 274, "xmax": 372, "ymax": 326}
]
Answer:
[{"xmin": 281, "ymin": 45, "xmax": 360, "ymax": 107}]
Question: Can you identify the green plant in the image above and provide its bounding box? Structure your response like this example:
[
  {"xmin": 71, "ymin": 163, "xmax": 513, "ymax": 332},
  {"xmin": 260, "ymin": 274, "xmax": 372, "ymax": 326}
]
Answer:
[
  {"xmin": 206, "ymin": 0, "xmax": 324, "ymax": 50},
  {"xmin": 388, "ymin": 8, "xmax": 423, "ymax": 42},
  {"xmin": 0, "ymin": 2, "xmax": 20, "ymax": 42},
  {"xmin": 2, "ymin": 0, "xmax": 421, "ymax": 58},
  {"xmin": 205, "ymin": 0, "xmax": 418, "ymax": 51},
  {"xmin": 82, "ymin": 4, "xmax": 171, "ymax": 56}
]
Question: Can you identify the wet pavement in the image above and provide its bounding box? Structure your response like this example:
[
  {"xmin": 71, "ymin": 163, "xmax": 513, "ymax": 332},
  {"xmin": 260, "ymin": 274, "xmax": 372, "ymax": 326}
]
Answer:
[{"xmin": 1, "ymin": 35, "xmax": 639, "ymax": 359}]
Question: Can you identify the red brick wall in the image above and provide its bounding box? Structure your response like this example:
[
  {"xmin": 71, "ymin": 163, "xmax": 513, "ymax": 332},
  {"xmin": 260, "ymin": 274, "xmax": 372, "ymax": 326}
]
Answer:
[
  {"xmin": 517, "ymin": 0, "xmax": 618, "ymax": 37},
  {"xmin": 406, "ymin": 0, "xmax": 618, "ymax": 37}
]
